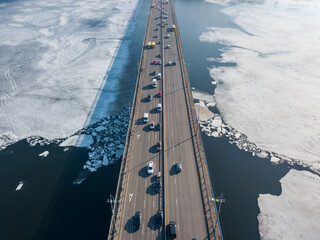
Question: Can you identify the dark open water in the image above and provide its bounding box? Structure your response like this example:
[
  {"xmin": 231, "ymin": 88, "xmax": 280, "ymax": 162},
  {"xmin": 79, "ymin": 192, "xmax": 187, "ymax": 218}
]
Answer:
[{"xmin": 0, "ymin": 0, "xmax": 291, "ymax": 239}]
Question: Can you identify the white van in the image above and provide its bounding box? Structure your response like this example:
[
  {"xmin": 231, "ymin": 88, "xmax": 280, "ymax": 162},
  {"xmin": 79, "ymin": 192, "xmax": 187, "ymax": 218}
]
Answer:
[
  {"xmin": 157, "ymin": 73, "xmax": 161, "ymax": 80},
  {"xmin": 143, "ymin": 113, "xmax": 149, "ymax": 123},
  {"xmin": 153, "ymin": 79, "xmax": 157, "ymax": 88},
  {"xmin": 157, "ymin": 103, "xmax": 162, "ymax": 112}
]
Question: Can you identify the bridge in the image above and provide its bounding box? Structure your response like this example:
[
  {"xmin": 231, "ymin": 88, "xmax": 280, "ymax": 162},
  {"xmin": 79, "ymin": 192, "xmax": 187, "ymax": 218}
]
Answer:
[{"xmin": 108, "ymin": 0, "xmax": 223, "ymax": 239}]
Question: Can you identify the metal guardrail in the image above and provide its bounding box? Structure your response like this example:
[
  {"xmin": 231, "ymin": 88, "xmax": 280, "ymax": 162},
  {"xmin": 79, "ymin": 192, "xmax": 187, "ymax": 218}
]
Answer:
[
  {"xmin": 107, "ymin": 1, "xmax": 154, "ymax": 239},
  {"xmin": 169, "ymin": 0, "xmax": 222, "ymax": 239}
]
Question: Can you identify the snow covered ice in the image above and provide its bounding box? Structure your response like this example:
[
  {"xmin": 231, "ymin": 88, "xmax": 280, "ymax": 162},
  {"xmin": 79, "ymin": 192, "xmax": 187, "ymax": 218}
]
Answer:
[
  {"xmin": 197, "ymin": 0, "xmax": 320, "ymax": 238},
  {"xmin": 200, "ymin": 0, "xmax": 320, "ymax": 173},
  {"xmin": 258, "ymin": 169, "xmax": 320, "ymax": 240},
  {"xmin": 39, "ymin": 151, "xmax": 49, "ymax": 157},
  {"xmin": 0, "ymin": 0, "xmax": 138, "ymax": 150}
]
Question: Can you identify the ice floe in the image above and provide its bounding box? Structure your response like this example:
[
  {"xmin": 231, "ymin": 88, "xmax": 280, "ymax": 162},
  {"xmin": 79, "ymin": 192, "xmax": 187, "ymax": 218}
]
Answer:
[
  {"xmin": 200, "ymin": 0, "xmax": 320, "ymax": 173},
  {"xmin": 258, "ymin": 169, "xmax": 320, "ymax": 240},
  {"xmin": 71, "ymin": 107, "xmax": 130, "ymax": 184},
  {"xmin": 39, "ymin": 151, "xmax": 49, "ymax": 157},
  {"xmin": 198, "ymin": 0, "xmax": 320, "ymax": 238},
  {"xmin": 0, "ymin": 0, "xmax": 138, "ymax": 151}
]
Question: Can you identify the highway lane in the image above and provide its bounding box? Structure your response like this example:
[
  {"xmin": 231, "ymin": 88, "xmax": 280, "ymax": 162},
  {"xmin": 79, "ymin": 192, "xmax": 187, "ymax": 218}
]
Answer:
[
  {"xmin": 115, "ymin": 0, "xmax": 219, "ymax": 239},
  {"xmin": 120, "ymin": 2, "xmax": 164, "ymax": 239},
  {"xmin": 163, "ymin": 0, "xmax": 208, "ymax": 239}
]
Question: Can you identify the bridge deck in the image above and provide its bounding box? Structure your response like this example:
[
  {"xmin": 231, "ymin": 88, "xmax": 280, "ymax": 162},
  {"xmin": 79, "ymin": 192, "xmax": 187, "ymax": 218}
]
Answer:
[{"xmin": 108, "ymin": 0, "xmax": 222, "ymax": 239}]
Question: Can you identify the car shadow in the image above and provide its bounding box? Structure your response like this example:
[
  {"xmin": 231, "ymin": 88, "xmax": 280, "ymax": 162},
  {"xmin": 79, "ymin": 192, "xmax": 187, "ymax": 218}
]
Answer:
[
  {"xmin": 150, "ymin": 108, "xmax": 159, "ymax": 114},
  {"xmin": 142, "ymin": 125, "xmax": 152, "ymax": 132},
  {"xmin": 150, "ymin": 175, "xmax": 157, "ymax": 183},
  {"xmin": 139, "ymin": 166, "xmax": 149, "ymax": 178},
  {"xmin": 142, "ymin": 84, "xmax": 153, "ymax": 90},
  {"xmin": 156, "ymin": 228, "xmax": 165, "ymax": 240},
  {"xmin": 146, "ymin": 183, "xmax": 157, "ymax": 196},
  {"xmin": 136, "ymin": 118, "xmax": 146, "ymax": 125},
  {"xmin": 141, "ymin": 98, "xmax": 149, "ymax": 103},
  {"xmin": 169, "ymin": 165, "xmax": 178, "ymax": 176},
  {"xmin": 147, "ymin": 214, "xmax": 158, "ymax": 231},
  {"xmin": 124, "ymin": 217, "xmax": 134, "ymax": 233},
  {"xmin": 149, "ymin": 145, "xmax": 156, "ymax": 154}
]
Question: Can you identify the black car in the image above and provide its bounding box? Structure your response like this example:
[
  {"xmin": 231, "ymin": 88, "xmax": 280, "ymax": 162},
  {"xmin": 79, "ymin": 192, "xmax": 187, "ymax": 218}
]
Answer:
[
  {"xmin": 147, "ymin": 94, "xmax": 152, "ymax": 102},
  {"xmin": 133, "ymin": 212, "xmax": 141, "ymax": 230},
  {"xmin": 168, "ymin": 221, "xmax": 177, "ymax": 239},
  {"xmin": 172, "ymin": 61, "xmax": 176, "ymax": 65},
  {"xmin": 156, "ymin": 210, "xmax": 163, "ymax": 227},
  {"xmin": 155, "ymin": 178, "xmax": 162, "ymax": 193},
  {"xmin": 175, "ymin": 162, "xmax": 182, "ymax": 173},
  {"xmin": 156, "ymin": 122, "xmax": 161, "ymax": 131}
]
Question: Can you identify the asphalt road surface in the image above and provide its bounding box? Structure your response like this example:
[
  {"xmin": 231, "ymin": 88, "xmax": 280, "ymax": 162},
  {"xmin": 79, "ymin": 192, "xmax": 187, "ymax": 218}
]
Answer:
[{"xmin": 118, "ymin": 0, "xmax": 213, "ymax": 239}]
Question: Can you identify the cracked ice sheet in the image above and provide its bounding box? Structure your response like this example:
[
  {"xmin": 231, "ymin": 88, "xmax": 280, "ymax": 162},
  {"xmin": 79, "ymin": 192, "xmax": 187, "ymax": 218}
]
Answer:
[
  {"xmin": 258, "ymin": 169, "xmax": 320, "ymax": 240},
  {"xmin": 0, "ymin": 0, "xmax": 138, "ymax": 149},
  {"xmin": 200, "ymin": 0, "xmax": 320, "ymax": 172}
]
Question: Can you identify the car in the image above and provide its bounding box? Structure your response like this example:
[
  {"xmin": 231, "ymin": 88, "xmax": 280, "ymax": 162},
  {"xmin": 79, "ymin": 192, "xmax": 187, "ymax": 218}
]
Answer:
[
  {"xmin": 152, "ymin": 70, "xmax": 157, "ymax": 75},
  {"xmin": 158, "ymin": 60, "xmax": 162, "ymax": 65},
  {"xmin": 150, "ymin": 121, "xmax": 155, "ymax": 130},
  {"xmin": 175, "ymin": 162, "xmax": 182, "ymax": 173},
  {"xmin": 154, "ymin": 34, "xmax": 158, "ymax": 38},
  {"xmin": 168, "ymin": 221, "xmax": 177, "ymax": 238},
  {"xmin": 156, "ymin": 122, "xmax": 161, "ymax": 131},
  {"xmin": 155, "ymin": 178, "xmax": 162, "ymax": 193},
  {"xmin": 172, "ymin": 61, "xmax": 176, "ymax": 65},
  {"xmin": 156, "ymin": 210, "xmax": 163, "ymax": 227},
  {"xmin": 156, "ymin": 141, "xmax": 161, "ymax": 151},
  {"xmin": 147, "ymin": 94, "xmax": 151, "ymax": 101},
  {"xmin": 158, "ymin": 91, "xmax": 162, "ymax": 97},
  {"xmin": 133, "ymin": 212, "xmax": 141, "ymax": 230},
  {"xmin": 144, "ymin": 113, "xmax": 149, "ymax": 123},
  {"xmin": 155, "ymin": 27, "xmax": 158, "ymax": 31},
  {"xmin": 153, "ymin": 60, "xmax": 158, "ymax": 64},
  {"xmin": 147, "ymin": 161, "xmax": 154, "ymax": 175},
  {"xmin": 167, "ymin": 44, "xmax": 171, "ymax": 49},
  {"xmin": 157, "ymin": 73, "xmax": 161, "ymax": 79},
  {"xmin": 165, "ymin": 34, "xmax": 170, "ymax": 38},
  {"xmin": 168, "ymin": 61, "xmax": 172, "ymax": 66},
  {"xmin": 157, "ymin": 53, "xmax": 161, "ymax": 58}
]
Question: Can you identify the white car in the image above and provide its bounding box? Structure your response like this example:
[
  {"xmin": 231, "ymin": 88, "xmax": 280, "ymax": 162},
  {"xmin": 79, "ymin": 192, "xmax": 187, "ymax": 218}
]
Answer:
[
  {"xmin": 147, "ymin": 161, "xmax": 154, "ymax": 175},
  {"xmin": 167, "ymin": 44, "xmax": 171, "ymax": 49},
  {"xmin": 158, "ymin": 60, "xmax": 162, "ymax": 65}
]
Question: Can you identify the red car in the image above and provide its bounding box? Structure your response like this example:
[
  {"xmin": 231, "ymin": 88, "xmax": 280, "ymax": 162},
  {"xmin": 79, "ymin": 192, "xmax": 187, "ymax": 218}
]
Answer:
[
  {"xmin": 158, "ymin": 91, "xmax": 162, "ymax": 97},
  {"xmin": 153, "ymin": 60, "xmax": 158, "ymax": 64}
]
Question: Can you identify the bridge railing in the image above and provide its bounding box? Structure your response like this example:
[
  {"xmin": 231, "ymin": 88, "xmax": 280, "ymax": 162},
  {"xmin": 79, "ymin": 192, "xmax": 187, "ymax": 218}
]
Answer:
[
  {"xmin": 107, "ymin": 1, "xmax": 153, "ymax": 239},
  {"xmin": 169, "ymin": 0, "xmax": 222, "ymax": 239}
]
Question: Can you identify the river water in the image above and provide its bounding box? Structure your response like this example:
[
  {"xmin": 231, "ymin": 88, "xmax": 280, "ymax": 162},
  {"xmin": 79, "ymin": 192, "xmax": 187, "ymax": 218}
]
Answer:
[
  {"xmin": 174, "ymin": 0, "xmax": 290, "ymax": 239},
  {"xmin": 0, "ymin": 0, "xmax": 291, "ymax": 239}
]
